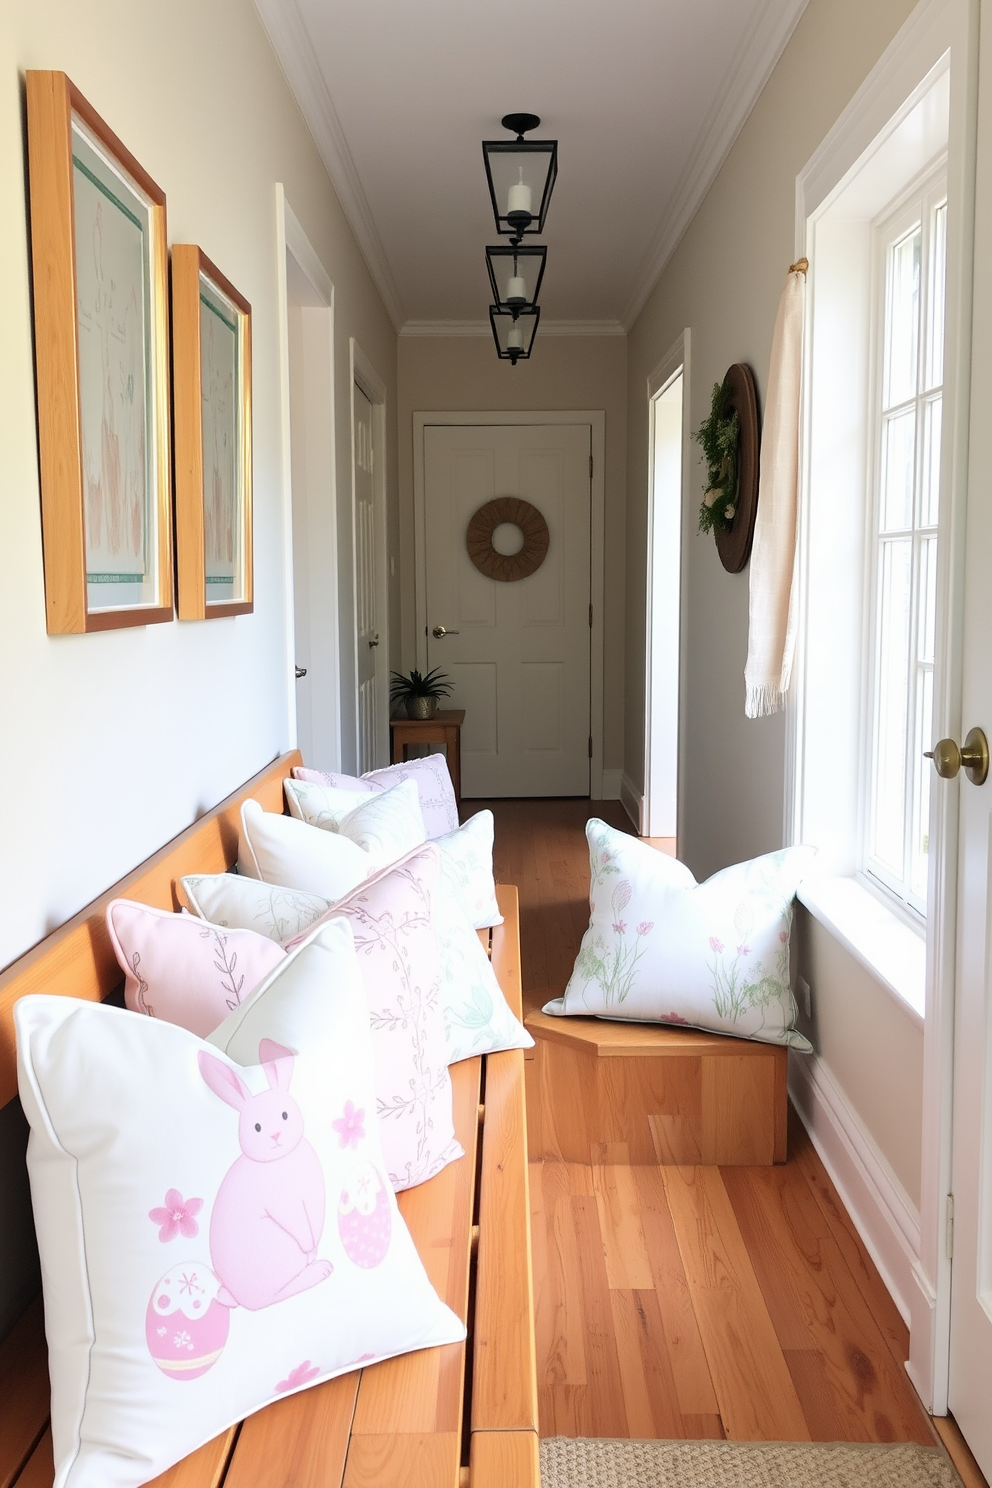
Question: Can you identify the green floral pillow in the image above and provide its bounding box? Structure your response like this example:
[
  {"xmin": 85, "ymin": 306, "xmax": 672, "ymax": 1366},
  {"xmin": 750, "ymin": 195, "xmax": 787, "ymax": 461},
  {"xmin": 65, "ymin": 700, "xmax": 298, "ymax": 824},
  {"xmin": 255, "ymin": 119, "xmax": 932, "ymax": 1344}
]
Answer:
[{"xmin": 544, "ymin": 821, "xmax": 814, "ymax": 1050}]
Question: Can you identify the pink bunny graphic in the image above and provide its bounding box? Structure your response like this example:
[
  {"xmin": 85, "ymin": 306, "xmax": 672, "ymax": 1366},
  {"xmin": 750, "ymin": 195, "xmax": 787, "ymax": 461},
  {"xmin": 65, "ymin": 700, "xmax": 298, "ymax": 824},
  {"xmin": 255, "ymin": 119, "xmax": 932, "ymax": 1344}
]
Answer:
[{"xmin": 198, "ymin": 1039, "xmax": 332, "ymax": 1311}]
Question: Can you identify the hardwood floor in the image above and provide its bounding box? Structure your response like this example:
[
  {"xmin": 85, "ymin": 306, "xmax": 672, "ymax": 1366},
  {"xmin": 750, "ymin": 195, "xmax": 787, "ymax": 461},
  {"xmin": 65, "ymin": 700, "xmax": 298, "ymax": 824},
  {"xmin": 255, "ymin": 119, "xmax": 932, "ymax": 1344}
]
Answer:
[{"xmin": 471, "ymin": 797, "xmax": 938, "ymax": 1446}]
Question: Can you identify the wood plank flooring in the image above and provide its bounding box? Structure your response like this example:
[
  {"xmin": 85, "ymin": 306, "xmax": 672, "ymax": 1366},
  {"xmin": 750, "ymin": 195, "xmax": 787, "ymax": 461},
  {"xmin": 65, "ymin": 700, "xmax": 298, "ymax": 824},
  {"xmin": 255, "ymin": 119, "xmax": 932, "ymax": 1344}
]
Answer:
[{"xmin": 470, "ymin": 797, "xmax": 938, "ymax": 1445}]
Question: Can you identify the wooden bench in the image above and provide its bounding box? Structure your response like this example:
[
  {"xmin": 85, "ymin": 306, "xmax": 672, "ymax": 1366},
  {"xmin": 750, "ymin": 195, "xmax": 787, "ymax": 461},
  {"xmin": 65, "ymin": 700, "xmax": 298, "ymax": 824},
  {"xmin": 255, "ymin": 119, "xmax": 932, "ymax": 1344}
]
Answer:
[
  {"xmin": 0, "ymin": 751, "xmax": 538, "ymax": 1488},
  {"xmin": 524, "ymin": 1001, "xmax": 788, "ymax": 1166}
]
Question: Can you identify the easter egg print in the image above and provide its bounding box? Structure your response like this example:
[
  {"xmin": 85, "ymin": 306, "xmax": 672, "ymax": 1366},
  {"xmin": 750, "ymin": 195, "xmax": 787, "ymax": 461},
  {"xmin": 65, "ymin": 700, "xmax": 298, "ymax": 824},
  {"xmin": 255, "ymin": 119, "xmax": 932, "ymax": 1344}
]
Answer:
[
  {"xmin": 145, "ymin": 1264, "xmax": 230, "ymax": 1380},
  {"xmin": 338, "ymin": 1162, "xmax": 391, "ymax": 1268}
]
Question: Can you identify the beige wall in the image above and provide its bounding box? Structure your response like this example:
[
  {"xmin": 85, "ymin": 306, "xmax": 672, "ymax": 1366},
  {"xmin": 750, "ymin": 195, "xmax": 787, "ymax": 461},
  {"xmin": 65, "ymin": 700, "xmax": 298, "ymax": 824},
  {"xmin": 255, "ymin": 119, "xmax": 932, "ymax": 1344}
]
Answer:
[
  {"xmin": 396, "ymin": 334, "xmax": 628, "ymax": 779},
  {"xmin": 624, "ymin": 0, "xmax": 922, "ymax": 1196},
  {"xmin": 0, "ymin": 0, "xmax": 395, "ymax": 1334}
]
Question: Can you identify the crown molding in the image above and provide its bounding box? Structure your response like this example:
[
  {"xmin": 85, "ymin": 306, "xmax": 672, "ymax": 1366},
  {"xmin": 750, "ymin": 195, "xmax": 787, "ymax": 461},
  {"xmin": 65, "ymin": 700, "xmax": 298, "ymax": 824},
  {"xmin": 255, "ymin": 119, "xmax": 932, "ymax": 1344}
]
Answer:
[
  {"xmin": 253, "ymin": 0, "xmax": 406, "ymax": 331},
  {"xmin": 400, "ymin": 318, "xmax": 626, "ymax": 338},
  {"xmin": 621, "ymin": 0, "xmax": 810, "ymax": 330}
]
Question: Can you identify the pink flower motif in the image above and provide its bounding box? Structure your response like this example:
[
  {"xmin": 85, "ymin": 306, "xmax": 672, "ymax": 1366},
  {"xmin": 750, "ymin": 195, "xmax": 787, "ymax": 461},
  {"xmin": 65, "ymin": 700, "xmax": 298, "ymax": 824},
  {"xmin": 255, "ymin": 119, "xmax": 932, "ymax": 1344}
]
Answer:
[
  {"xmin": 662, "ymin": 1011, "xmax": 689, "ymax": 1025},
  {"xmin": 637, "ymin": 921, "xmax": 654, "ymax": 936},
  {"xmin": 332, "ymin": 1100, "xmax": 365, "ymax": 1150},
  {"xmin": 709, "ymin": 936, "xmax": 724, "ymax": 954},
  {"xmin": 612, "ymin": 881, "xmax": 633, "ymax": 914},
  {"xmin": 737, "ymin": 944, "xmax": 751, "ymax": 956},
  {"xmin": 779, "ymin": 930, "xmax": 788, "ymax": 943},
  {"xmin": 612, "ymin": 921, "xmax": 627, "ymax": 935},
  {"xmin": 277, "ymin": 1360, "xmax": 321, "ymax": 1393},
  {"xmin": 148, "ymin": 1189, "xmax": 203, "ymax": 1243},
  {"xmin": 601, "ymin": 850, "xmax": 612, "ymax": 863}
]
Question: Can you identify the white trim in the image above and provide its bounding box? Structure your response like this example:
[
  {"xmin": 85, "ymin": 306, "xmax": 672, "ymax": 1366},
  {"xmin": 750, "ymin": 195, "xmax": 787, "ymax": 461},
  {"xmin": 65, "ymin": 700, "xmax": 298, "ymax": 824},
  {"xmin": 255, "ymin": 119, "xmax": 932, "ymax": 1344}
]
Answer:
[
  {"xmin": 619, "ymin": 772, "xmax": 642, "ymax": 830},
  {"xmin": 412, "ymin": 409, "xmax": 607, "ymax": 797},
  {"xmin": 399, "ymin": 319, "xmax": 626, "ymax": 339},
  {"xmin": 622, "ymin": 0, "xmax": 809, "ymax": 329},
  {"xmin": 349, "ymin": 340, "xmax": 390, "ymax": 771},
  {"xmin": 789, "ymin": 1050, "xmax": 921, "ymax": 1329},
  {"xmin": 600, "ymin": 769, "xmax": 623, "ymax": 802},
  {"xmin": 254, "ymin": 0, "xmax": 405, "ymax": 331},
  {"xmin": 643, "ymin": 331, "xmax": 689, "ymax": 843}
]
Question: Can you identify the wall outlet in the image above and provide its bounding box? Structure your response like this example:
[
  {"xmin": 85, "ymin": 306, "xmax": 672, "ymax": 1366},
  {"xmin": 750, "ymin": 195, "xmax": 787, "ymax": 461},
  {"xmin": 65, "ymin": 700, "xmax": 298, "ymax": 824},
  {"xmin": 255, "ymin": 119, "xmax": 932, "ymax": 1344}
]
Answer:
[{"xmin": 797, "ymin": 974, "xmax": 812, "ymax": 1019}]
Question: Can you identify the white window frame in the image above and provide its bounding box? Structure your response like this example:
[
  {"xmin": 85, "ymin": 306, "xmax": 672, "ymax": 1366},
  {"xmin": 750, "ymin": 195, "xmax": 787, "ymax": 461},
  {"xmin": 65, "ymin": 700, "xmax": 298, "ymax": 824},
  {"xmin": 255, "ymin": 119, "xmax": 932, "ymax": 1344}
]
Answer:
[{"xmin": 862, "ymin": 168, "xmax": 948, "ymax": 920}]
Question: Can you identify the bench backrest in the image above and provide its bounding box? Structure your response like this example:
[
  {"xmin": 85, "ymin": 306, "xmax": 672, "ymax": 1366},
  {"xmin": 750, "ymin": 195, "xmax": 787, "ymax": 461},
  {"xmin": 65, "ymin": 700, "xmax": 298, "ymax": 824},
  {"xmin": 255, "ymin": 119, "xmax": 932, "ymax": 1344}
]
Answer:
[{"xmin": 0, "ymin": 750, "xmax": 301, "ymax": 1109}]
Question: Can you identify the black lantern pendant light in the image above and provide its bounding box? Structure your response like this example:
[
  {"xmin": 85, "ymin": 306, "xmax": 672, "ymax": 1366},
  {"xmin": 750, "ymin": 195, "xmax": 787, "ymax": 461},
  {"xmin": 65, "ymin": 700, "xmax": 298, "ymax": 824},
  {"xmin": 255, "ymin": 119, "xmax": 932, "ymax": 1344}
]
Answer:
[
  {"xmin": 490, "ymin": 306, "xmax": 540, "ymax": 365},
  {"xmin": 485, "ymin": 243, "xmax": 547, "ymax": 315},
  {"xmin": 483, "ymin": 113, "xmax": 558, "ymax": 242}
]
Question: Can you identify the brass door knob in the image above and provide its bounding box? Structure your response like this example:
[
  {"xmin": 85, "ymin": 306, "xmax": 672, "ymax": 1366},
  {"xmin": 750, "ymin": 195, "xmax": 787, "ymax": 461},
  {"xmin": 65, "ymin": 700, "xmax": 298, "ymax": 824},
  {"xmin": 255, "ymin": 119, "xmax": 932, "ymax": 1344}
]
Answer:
[
  {"xmin": 368, "ymin": 632, "xmax": 379, "ymax": 648},
  {"xmin": 925, "ymin": 727, "xmax": 989, "ymax": 785}
]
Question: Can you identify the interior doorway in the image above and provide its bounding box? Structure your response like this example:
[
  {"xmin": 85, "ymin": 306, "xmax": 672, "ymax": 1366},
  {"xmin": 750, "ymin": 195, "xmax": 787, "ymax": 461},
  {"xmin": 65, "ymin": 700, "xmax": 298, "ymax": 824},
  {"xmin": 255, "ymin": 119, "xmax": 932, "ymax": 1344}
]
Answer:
[
  {"xmin": 350, "ymin": 342, "xmax": 389, "ymax": 774},
  {"xmin": 643, "ymin": 335, "xmax": 687, "ymax": 841},
  {"xmin": 279, "ymin": 191, "xmax": 341, "ymax": 773}
]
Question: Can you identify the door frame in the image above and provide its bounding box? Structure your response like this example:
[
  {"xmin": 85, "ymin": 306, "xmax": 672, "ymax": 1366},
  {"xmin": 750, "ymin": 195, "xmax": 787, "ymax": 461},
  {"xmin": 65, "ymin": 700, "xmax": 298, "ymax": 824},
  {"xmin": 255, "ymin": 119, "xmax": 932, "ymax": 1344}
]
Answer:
[
  {"xmin": 350, "ymin": 340, "xmax": 389, "ymax": 771},
  {"xmin": 275, "ymin": 184, "xmax": 341, "ymax": 767},
  {"xmin": 643, "ymin": 331, "xmax": 690, "ymax": 841},
  {"xmin": 412, "ymin": 410, "xmax": 606, "ymax": 798}
]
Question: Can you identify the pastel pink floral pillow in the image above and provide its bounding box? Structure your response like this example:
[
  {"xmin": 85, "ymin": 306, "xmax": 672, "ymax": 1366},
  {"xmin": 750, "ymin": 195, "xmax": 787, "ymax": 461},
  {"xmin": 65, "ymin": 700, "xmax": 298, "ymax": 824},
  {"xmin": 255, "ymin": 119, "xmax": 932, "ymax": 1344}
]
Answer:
[
  {"xmin": 294, "ymin": 753, "xmax": 459, "ymax": 838},
  {"xmin": 287, "ymin": 845, "xmax": 462, "ymax": 1191},
  {"xmin": 544, "ymin": 820, "xmax": 814, "ymax": 1050},
  {"xmin": 106, "ymin": 900, "xmax": 286, "ymax": 1040}
]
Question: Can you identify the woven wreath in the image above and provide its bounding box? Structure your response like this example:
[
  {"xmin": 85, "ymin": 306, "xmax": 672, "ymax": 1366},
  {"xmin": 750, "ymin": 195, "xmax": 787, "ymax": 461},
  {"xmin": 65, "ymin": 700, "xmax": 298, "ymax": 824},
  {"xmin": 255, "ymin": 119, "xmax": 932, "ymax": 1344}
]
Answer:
[{"xmin": 466, "ymin": 497, "xmax": 550, "ymax": 582}]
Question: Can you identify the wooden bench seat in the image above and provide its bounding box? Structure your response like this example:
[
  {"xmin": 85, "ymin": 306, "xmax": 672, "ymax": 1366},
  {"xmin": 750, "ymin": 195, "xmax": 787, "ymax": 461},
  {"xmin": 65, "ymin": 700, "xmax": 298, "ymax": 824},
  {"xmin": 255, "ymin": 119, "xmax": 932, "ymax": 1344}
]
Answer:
[
  {"xmin": 0, "ymin": 753, "xmax": 537, "ymax": 1488},
  {"xmin": 524, "ymin": 999, "xmax": 788, "ymax": 1166}
]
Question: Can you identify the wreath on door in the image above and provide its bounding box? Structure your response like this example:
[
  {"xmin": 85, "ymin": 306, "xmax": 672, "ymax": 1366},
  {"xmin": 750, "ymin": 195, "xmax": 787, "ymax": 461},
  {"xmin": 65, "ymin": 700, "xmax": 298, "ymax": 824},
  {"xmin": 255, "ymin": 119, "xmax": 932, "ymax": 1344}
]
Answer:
[{"xmin": 466, "ymin": 496, "xmax": 550, "ymax": 582}]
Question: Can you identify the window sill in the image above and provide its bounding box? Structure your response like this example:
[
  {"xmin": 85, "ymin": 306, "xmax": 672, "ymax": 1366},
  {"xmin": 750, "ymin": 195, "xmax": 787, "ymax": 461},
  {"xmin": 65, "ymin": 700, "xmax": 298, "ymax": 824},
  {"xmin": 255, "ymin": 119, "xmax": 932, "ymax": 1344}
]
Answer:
[{"xmin": 797, "ymin": 876, "xmax": 925, "ymax": 1028}]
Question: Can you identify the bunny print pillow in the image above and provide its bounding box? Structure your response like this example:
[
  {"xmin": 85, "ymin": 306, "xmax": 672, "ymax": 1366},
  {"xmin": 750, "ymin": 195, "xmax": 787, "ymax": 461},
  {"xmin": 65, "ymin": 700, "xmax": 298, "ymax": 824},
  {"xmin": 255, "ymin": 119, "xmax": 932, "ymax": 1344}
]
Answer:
[{"xmin": 16, "ymin": 918, "xmax": 464, "ymax": 1488}]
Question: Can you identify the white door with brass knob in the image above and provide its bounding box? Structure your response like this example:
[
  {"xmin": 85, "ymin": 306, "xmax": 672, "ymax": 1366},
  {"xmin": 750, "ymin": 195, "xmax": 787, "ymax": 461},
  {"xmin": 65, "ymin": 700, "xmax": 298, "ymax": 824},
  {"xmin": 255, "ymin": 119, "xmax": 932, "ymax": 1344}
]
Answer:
[{"xmin": 943, "ymin": 56, "xmax": 992, "ymax": 1471}]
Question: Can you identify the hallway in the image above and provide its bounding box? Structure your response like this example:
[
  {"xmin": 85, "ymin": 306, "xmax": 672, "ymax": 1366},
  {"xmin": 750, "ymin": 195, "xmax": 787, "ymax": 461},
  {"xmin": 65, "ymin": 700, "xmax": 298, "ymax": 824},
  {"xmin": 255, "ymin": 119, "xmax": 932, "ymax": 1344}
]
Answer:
[{"xmin": 476, "ymin": 799, "xmax": 936, "ymax": 1445}]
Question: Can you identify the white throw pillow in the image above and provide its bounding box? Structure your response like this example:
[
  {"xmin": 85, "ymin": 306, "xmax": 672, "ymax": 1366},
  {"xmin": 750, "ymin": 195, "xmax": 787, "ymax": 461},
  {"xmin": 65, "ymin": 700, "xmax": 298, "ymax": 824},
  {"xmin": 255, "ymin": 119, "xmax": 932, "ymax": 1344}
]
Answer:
[
  {"xmin": 284, "ymin": 778, "xmax": 426, "ymax": 868},
  {"xmin": 544, "ymin": 820, "xmax": 814, "ymax": 1050},
  {"xmin": 238, "ymin": 799, "xmax": 371, "ymax": 900},
  {"xmin": 179, "ymin": 873, "xmax": 330, "ymax": 944},
  {"xmin": 293, "ymin": 754, "xmax": 459, "ymax": 838},
  {"xmin": 181, "ymin": 866, "xmax": 530, "ymax": 1067},
  {"xmin": 16, "ymin": 920, "xmax": 465, "ymax": 1488},
  {"xmin": 433, "ymin": 811, "xmax": 502, "ymax": 929}
]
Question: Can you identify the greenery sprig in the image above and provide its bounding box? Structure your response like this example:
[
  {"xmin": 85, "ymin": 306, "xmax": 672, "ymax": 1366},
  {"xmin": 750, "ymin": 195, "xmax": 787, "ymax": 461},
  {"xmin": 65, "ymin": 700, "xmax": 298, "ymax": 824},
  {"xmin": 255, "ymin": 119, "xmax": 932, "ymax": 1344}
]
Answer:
[{"xmin": 693, "ymin": 379, "xmax": 740, "ymax": 534}]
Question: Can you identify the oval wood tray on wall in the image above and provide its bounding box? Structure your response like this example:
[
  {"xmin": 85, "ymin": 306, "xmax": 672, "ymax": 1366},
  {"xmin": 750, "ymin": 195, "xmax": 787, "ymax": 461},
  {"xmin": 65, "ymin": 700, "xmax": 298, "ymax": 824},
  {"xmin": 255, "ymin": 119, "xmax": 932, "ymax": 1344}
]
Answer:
[{"xmin": 714, "ymin": 362, "xmax": 759, "ymax": 574}]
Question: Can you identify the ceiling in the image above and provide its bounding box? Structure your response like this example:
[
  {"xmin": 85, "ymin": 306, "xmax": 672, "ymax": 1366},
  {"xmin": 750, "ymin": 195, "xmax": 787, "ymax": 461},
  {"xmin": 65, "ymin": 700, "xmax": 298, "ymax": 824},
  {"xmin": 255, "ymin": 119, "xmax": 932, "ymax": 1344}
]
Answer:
[{"xmin": 255, "ymin": 0, "xmax": 810, "ymax": 332}]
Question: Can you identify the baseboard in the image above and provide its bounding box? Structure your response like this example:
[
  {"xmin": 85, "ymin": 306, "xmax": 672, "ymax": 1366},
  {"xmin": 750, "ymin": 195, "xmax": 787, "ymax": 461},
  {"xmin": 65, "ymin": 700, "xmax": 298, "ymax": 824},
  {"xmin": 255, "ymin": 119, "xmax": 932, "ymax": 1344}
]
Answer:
[
  {"xmin": 599, "ymin": 769, "xmax": 623, "ymax": 802},
  {"xmin": 789, "ymin": 1049, "xmax": 920, "ymax": 1327},
  {"xmin": 618, "ymin": 772, "xmax": 642, "ymax": 829}
]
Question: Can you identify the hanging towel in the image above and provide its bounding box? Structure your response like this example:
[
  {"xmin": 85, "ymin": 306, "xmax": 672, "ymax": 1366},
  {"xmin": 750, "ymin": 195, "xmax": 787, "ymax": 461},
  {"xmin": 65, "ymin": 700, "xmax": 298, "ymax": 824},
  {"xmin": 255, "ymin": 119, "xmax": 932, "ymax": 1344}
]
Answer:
[{"xmin": 744, "ymin": 263, "xmax": 806, "ymax": 718}]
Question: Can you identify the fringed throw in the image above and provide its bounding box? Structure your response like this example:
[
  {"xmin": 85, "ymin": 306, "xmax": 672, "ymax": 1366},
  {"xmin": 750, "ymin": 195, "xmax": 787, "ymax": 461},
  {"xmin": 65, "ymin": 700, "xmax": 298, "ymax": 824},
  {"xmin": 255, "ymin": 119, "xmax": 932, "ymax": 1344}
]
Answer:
[{"xmin": 744, "ymin": 263, "xmax": 806, "ymax": 719}]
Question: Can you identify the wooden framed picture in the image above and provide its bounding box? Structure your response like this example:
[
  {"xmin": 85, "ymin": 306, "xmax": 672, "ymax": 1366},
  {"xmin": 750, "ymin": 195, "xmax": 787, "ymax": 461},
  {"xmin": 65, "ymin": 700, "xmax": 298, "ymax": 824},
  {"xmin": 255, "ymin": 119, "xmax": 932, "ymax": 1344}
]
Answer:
[
  {"xmin": 171, "ymin": 246, "xmax": 253, "ymax": 619},
  {"xmin": 26, "ymin": 71, "xmax": 173, "ymax": 633}
]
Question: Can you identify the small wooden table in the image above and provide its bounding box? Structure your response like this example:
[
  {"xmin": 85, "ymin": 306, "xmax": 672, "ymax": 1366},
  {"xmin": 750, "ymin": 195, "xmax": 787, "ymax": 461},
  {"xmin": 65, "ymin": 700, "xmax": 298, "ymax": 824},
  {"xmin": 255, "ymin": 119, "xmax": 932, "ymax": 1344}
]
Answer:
[{"xmin": 389, "ymin": 708, "xmax": 465, "ymax": 803}]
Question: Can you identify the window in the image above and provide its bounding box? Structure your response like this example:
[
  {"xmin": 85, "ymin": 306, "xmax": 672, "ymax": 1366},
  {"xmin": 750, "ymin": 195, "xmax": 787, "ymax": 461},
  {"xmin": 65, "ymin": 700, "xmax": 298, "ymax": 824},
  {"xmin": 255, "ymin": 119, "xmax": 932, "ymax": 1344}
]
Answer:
[{"xmin": 865, "ymin": 180, "xmax": 947, "ymax": 916}]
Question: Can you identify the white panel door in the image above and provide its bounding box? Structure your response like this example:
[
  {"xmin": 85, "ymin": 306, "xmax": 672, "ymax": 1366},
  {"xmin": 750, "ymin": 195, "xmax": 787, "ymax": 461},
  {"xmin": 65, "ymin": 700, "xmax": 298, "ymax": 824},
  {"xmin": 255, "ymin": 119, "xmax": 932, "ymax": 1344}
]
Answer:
[
  {"xmin": 423, "ymin": 423, "xmax": 591, "ymax": 797},
  {"xmin": 946, "ymin": 24, "xmax": 992, "ymax": 1468},
  {"xmin": 354, "ymin": 385, "xmax": 379, "ymax": 774}
]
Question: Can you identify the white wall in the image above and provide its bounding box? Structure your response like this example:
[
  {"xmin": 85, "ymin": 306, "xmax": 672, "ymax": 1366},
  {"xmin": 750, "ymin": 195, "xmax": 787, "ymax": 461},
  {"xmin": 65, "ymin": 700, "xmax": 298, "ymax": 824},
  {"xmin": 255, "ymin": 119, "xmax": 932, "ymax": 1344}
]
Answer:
[
  {"xmin": 0, "ymin": 0, "xmax": 396, "ymax": 1335},
  {"xmin": 624, "ymin": 0, "xmax": 924, "ymax": 1217},
  {"xmin": 0, "ymin": 0, "xmax": 396, "ymax": 971},
  {"xmin": 396, "ymin": 333, "xmax": 627, "ymax": 782}
]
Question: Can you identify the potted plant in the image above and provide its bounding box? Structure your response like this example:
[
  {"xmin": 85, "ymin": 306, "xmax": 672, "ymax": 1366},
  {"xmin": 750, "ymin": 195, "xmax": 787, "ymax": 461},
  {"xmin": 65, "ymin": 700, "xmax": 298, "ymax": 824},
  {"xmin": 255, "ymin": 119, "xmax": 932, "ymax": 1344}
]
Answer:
[{"xmin": 390, "ymin": 667, "xmax": 453, "ymax": 720}]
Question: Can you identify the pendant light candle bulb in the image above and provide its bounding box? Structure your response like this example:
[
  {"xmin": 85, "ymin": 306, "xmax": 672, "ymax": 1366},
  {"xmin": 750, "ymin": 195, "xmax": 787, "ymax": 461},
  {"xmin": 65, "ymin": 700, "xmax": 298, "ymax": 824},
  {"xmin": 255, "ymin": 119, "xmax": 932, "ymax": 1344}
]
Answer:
[
  {"xmin": 507, "ymin": 325, "xmax": 525, "ymax": 351},
  {"xmin": 507, "ymin": 274, "xmax": 527, "ymax": 306},
  {"xmin": 507, "ymin": 168, "xmax": 532, "ymax": 219}
]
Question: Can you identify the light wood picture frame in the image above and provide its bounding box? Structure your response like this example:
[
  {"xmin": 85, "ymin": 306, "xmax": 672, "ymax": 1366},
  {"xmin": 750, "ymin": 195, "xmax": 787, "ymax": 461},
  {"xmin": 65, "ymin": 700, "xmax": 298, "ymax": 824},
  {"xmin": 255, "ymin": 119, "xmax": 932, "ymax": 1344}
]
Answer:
[
  {"xmin": 171, "ymin": 245, "xmax": 253, "ymax": 619},
  {"xmin": 26, "ymin": 71, "xmax": 174, "ymax": 634}
]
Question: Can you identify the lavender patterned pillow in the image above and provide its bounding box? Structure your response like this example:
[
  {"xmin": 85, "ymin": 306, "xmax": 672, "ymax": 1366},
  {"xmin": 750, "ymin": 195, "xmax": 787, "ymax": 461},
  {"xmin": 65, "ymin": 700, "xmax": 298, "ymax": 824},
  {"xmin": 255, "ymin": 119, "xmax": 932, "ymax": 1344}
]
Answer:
[
  {"xmin": 544, "ymin": 821, "xmax": 814, "ymax": 1050},
  {"xmin": 293, "ymin": 754, "xmax": 458, "ymax": 838},
  {"xmin": 106, "ymin": 900, "xmax": 285, "ymax": 1040}
]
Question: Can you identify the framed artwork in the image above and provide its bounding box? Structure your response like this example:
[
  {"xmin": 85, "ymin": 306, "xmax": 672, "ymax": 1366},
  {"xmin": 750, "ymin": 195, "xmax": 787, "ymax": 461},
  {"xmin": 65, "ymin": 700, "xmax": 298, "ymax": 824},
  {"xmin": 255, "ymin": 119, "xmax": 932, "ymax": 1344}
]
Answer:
[
  {"xmin": 171, "ymin": 246, "xmax": 253, "ymax": 619},
  {"xmin": 26, "ymin": 72, "xmax": 173, "ymax": 633}
]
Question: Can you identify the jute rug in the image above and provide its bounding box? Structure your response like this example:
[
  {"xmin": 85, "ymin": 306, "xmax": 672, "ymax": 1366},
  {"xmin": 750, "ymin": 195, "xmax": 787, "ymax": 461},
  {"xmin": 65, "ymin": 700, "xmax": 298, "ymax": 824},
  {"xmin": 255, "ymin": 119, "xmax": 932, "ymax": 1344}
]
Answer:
[{"xmin": 539, "ymin": 1438, "xmax": 963, "ymax": 1488}]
